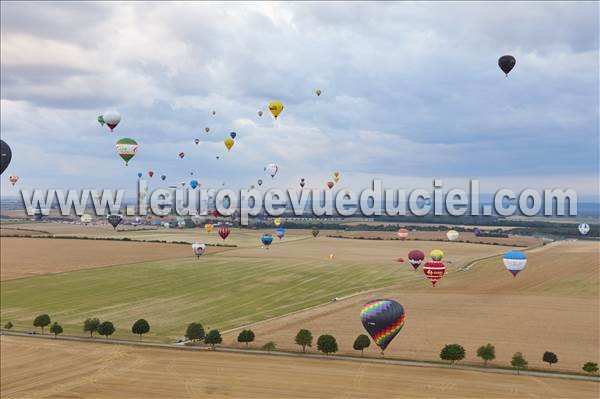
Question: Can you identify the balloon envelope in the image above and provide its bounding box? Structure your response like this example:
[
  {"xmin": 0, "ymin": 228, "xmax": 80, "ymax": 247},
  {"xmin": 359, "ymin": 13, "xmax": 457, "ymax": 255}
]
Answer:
[
  {"xmin": 275, "ymin": 228, "xmax": 285, "ymax": 239},
  {"xmin": 360, "ymin": 299, "xmax": 406, "ymax": 351},
  {"xmin": 397, "ymin": 228, "xmax": 409, "ymax": 240},
  {"xmin": 103, "ymin": 110, "xmax": 121, "ymax": 131},
  {"xmin": 312, "ymin": 229, "xmax": 319, "ymax": 238},
  {"xmin": 189, "ymin": 179, "xmax": 199, "ymax": 189},
  {"xmin": 0, "ymin": 140, "xmax": 12, "ymax": 175},
  {"xmin": 192, "ymin": 243, "xmax": 206, "ymax": 257},
  {"xmin": 447, "ymin": 230, "xmax": 459, "ymax": 241},
  {"xmin": 261, "ymin": 234, "xmax": 274, "ymax": 247},
  {"xmin": 265, "ymin": 163, "xmax": 279, "ymax": 178},
  {"xmin": 204, "ymin": 223, "xmax": 214, "ymax": 233},
  {"xmin": 107, "ymin": 214, "xmax": 123, "ymax": 229},
  {"xmin": 578, "ymin": 223, "xmax": 590, "ymax": 235},
  {"xmin": 407, "ymin": 249, "xmax": 425, "ymax": 270},
  {"xmin": 430, "ymin": 249, "xmax": 444, "ymax": 261},
  {"xmin": 224, "ymin": 138, "xmax": 235, "ymax": 151},
  {"xmin": 268, "ymin": 101, "xmax": 284, "ymax": 119},
  {"xmin": 423, "ymin": 260, "xmax": 446, "ymax": 286},
  {"xmin": 230, "ymin": 132, "xmax": 237, "ymax": 139},
  {"xmin": 218, "ymin": 225, "xmax": 230, "ymax": 240},
  {"xmin": 503, "ymin": 251, "xmax": 527, "ymax": 276},
  {"xmin": 498, "ymin": 55, "xmax": 516, "ymax": 76},
  {"xmin": 473, "ymin": 227, "xmax": 481, "ymax": 236},
  {"xmin": 115, "ymin": 138, "xmax": 138, "ymax": 165}
]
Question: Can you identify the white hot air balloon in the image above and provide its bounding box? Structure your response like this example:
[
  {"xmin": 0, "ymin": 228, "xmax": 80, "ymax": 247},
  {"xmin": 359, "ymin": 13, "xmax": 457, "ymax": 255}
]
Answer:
[
  {"xmin": 192, "ymin": 242, "xmax": 206, "ymax": 258},
  {"xmin": 446, "ymin": 230, "xmax": 459, "ymax": 241},
  {"xmin": 503, "ymin": 251, "xmax": 527, "ymax": 277},
  {"xmin": 578, "ymin": 223, "xmax": 590, "ymax": 235},
  {"xmin": 265, "ymin": 163, "xmax": 279, "ymax": 178},
  {"xmin": 103, "ymin": 110, "xmax": 121, "ymax": 131}
]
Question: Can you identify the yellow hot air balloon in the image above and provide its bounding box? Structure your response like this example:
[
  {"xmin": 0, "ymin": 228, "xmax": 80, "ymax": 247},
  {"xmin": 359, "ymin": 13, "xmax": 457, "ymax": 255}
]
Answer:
[
  {"xmin": 430, "ymin": 249, "xmax": 444, "ymax": 261},
  {"xmin": 274, "ymin": 217, "xmax": 282, "ymax": 226},
  {"xmin": 315, "ymin": 89, "xmax": 322, "ymax": 96},
  {"xmin": 268, "ymin": 101, "xmax": 284, "ymax": 119},
  {"xmin": 204, "ymin": 223, "xmax": 214, "ymax": 233},
  {"xmin": 224, "ymin": 138, "xmax": 235, "ymax": 151}
]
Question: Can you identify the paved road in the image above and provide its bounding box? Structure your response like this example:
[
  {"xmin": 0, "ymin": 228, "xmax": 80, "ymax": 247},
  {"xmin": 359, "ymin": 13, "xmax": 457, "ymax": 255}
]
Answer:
[{"xmin": 2, "ymin": 330, "xmax": 598, "ymax": 383}]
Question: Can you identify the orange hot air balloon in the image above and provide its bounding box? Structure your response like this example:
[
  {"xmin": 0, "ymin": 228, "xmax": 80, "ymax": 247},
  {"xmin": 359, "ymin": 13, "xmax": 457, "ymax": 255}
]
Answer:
[
  {"xmin": 397, "ymin": 228, "xmax": 409, "ymax": 240},
  {"xmin": 9, "ymin": 175, "xmax": 18, "ymax": 186}
]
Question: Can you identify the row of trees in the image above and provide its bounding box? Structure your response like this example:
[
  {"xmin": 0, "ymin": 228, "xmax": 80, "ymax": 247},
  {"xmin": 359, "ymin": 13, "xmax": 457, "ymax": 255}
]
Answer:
[{"xmin": 9, "ymin": 316, "xmax": 598, "ymax": 375}]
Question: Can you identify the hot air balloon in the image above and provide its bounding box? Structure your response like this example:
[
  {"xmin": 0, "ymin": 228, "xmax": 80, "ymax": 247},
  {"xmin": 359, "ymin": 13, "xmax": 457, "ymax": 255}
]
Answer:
[
  {"xmin": 137, "ymin": 172, "xmax": 143, "ymax": 178},
  {"xmin": 161, "ymin": 175, "xmax": 166, "ymax": 181},
  {"xmin": 148, "ymin": 171, "xmax": 154, "ymax": 178},
  {"xmin": 205, "ymin": 127, "xmax": 210, "ymax": 133},
  {"xmin": 216, "ymin": 156, "xmax": 220, "ymax": 160},
  {"xmin": 578, "ymin": 223, "xmax": 590, "ymax": 235},
  {"xmin": 327, "ymin": 181, "xmax": 334, "ymax": 189},
  {"xmin": 8, "ymin": 175, "xmax": 18, "ymax": 186},
  {"xmin": 333, "ymin": 171, "xmax": 340, "ymax": 183},
  {"xmin": 195, "ymin": 138, "xmax": 200, "ymax": 145},
  {"xmin": 204, "ymin": 223, "xmax": 214, "ymax": 233},
  {"xmin": 224, "ymin": 138, "xmax": 235, "ymax": 151},
  {"xmin": 274, "ymin": 217, "xmax": 282, "ymax": 226},
  {"xmin": 407, "ymin": 249, "xmax": 425, "ymax": 271},
  {"xmin": 212, "ymin": 110, "xmax": 216, "ymax": 115},
  {"xmin": 265, "ymin": 163, "xmax": 279, "ymax": 178},
  {"xmin": 114, "ymin": 138, "xmax": 138, "ymax": 166},
  {"xmin": 397, "ymin": 228, "xmax": 409, "ymax": 240},
  {"xmin": 473, "ymin": 227, "xmax": 481, "ymax": 237},
  {"xmin": 261, "ymin": 234, "xmax": 274, "ymax": 248},
  {"xmin": 423, "ymin": 260, "xmax": 446, "ymax": 286},
  {"xmin": 498, "ymin": 55, "xmax": 516, "ymax": 76},
  {"xmin": 178, "ymin": 152, "xmax": 185, "ymax": 159},
  {"xmin": 268, "ymin": 101, "xmax": 284, "ymax": 119},
  {"xmin": 258, "ymin": 179, "xmax": 263, "ymax": 186},
  {"xmin": 189, "ymin": 179, "xmax": 199, "ymax": 189},
  {"xmin": 275, "ymin": 228, "xmax": 285, "ymax": 239},
  {"xmin": 430, "ymin": 249, "xmax": 444, "ymax": 261},
  {"xmin": 192, "ymin": 243, "xmax": 206, "ymax": 258},
  {"xmin": 312, "ymin": 229, "xmax": 320, "ymax": 238},
  {"xmin": 230, "ymin": 132, "xmax": 237, "ymax": 139},
  {"xmin": 503, "ymin": 250, "xmax": 527, "ymax": 277},
  {"xmin": 315, "ymin": 89, "xmax": 322, "ymax": 96},
  {"xmin": 360, "ymin": 299, "xmax": 405, "ymax": 353},
  {"xmin": 107, "ymin": 214, "xmax": 123, "ymax": 230},
  {"xmin": 446, "ymin": 230, "xmax": 459, "ymax": 241},
  {"xmin": 0, "ymin": 140, "xmax": 12, "ymax": 175},
  {"xmin": 250, "ymin": 184, "xmax": 255, "ymax": 189},
  {"xmin": 80, "ymin": 214, "xmax": 92, "ymax": 225},
  {"xmin": 97, "ymin": 115, "xmax": 105, "ymax": 127},
  {"xmin": 258, "ymin": 110, "xmax": 263, "ymax": 117},
  {"xmin": 329, "ymin": 253, "xmax": 335, "ymax": 261},
  {"xmin": 300, "ymin": 178, "xmax": 305, "ymax": 188},
  {"xmin": 103, "ymin": 110, "xmax": 121, "ymax": 131},
  {"xmin": 218, "ymin": 225, "xmax": 230, "ymax": 240}
]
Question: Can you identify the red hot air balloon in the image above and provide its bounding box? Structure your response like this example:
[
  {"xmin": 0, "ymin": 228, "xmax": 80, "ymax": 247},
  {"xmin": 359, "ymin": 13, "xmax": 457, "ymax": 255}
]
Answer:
[
  {"xmin": 407, "ymin": 249, "xmax": 425, "ymax": 271},
  {"xmin": 148, "ymin": 170, "xmax": 154, "ymax": 178},
  {"xmin": 423, "ymin": 260, "xmax": 445, "ymax": 286},
  {"xmin": 218, "ymin": 225, "xmax": 230, "ymax": 240},
  {"xmin": 327, "ymin": 181, "xmax": 334, "ymax": 189}
]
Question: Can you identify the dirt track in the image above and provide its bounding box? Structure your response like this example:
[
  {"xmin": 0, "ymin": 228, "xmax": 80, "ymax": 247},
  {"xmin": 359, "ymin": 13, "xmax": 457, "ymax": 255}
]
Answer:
[{"xmin": 2, "ymin": 335, "xmax": 597, "ymax": 399}]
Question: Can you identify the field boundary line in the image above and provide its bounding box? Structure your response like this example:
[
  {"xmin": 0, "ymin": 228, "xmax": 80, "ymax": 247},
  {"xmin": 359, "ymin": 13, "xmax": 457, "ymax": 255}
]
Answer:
[{"xmin": 2, "ymin": 331, "xmax": 598, "ymax": 383}]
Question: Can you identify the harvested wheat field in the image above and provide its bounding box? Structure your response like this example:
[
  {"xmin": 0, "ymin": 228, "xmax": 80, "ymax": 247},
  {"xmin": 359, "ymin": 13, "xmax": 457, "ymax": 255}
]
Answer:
[
  {"xmin": 1, "ymin": 336, "xmax": 597, "ymax": 399},
  {"xmin": 0, "ymin": 237, "xmax": 199, "ymax": 280},
  {"xmin": 224, "ymin": 241, "xmax": 599, "ymax": 373}
]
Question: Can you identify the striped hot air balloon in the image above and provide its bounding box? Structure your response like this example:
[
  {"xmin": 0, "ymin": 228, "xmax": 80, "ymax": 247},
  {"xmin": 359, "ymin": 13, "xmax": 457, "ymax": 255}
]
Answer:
[
  {"xmin": 218, "ymin": 225, "xmax": 230, "ymax": 240},
  {"xmin": 360, "ymin": 299, "xmax": 406, "ymax": 353},
  {"xmin": 397, "ymin": 228, "xmax": 409, "ymax": 240},
  {"xmin": 261, "ymin": 234, "xmax": 273, "ymax": 248},
  {"xmin": 503, "ymin": 250, "xmax": 527, "ymax": 277},
  {"xmin": 423, "ymin": 260, "xmax": 445, "ymax": 286}
]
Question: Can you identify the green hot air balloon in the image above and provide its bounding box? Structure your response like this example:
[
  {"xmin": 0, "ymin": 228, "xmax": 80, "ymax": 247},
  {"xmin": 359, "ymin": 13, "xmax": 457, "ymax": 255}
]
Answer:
[
  {"xmin": 97, "ymin": 115, "xmax": 105, "ymax": 127},
  {"xmin": 114, "ymin": 138, "xmax": 139, "ymax": 166}
]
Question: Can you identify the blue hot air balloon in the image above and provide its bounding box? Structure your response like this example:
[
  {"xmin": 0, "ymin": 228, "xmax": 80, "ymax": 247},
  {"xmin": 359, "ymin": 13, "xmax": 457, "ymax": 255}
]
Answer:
[
  {"xmin": 230, "ymin": 132, "xmax": 237, "ymax": 139},
  {"xmin": 261, "ymin": 234, "xmax": 274, "ymax": 248},
  {"xmin": 137, "ymin": 172, "xmax": 143, "ymax": 178},
  {"xmin": 503, "ymin": 250, "xmax": 527, "ymax": 277},
  {"xmin": 275, "ymin": 228, "xmax": 285, "ymax": 239},
  {"xmin": 190, "ymin": 179, "xmax": 199, "ymax": 189},
  {"xmin": 473, "ymin": 227, "xmax": 481, "ymax": 236}
]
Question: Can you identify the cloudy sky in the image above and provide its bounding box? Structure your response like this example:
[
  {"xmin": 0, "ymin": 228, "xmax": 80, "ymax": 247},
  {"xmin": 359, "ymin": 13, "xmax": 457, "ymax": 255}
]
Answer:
[{"xmin": 1, "ymin": 2, "xmax": 598, "ymax": 198}]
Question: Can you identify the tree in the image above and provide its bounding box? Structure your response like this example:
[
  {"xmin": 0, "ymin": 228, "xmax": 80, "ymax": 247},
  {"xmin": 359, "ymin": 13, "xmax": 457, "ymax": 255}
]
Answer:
[
  {"xmin": 476, "ymin": 343, "xmax": 496, "ymax": 366},
  {"xmin": 97, "ymin": 321, "xmax": 115, "ymax": 339},
  {"xmin": 4, "ymin": 321, "xmax": 13, "ymax": 330},
  {"xmin": 237, "ymin": 329, "xmax": 255, "ymax": 347},
  {"xmin": 440, "ymin": 344, "xmax": 466, "ymax": 365},
  {"xmin": 353, "ymin": 334, "xmax": 371, "ymax": 356},
  {"xmin": 511, "ymin": 352, "xmax": 528, "ymax": 374},
  {"xmin": 185, "ymin": 322, "xmax": 205, "ymax": 343},
  {"xmin": 83, "ymin": 318, "xmax": 101, "ymax": 338},
  {"xmin": 317, "ymin": 335, "xmax": 338, "ymax": 355},
  {"xmin": 295, "ymin": 329, "xmax": 313, "ymax": 353},
  {"xmin": 33, "ymin": 314, "xmax": 51, "ymax": 334},
  {"xmin": 582, "ymin": 362, "xmax": 598, "ymax": 374},
  {"xmin": 131, "ymin": 319, "xmax": 150, "ymax": 341},
  {"xmin": 204, "ymin": 329, "xmax": 222, "ymax": 350},
  {"xmin": 542, "ymin": 351, "xmax": 558, "ymax": 367},
  {"xmin": 49, "ymin": 322, "xmax": 63, "ymax": 338},
  {"xmin": 262, "ymin": 341, "xmax": 276, "ymax": 352}
]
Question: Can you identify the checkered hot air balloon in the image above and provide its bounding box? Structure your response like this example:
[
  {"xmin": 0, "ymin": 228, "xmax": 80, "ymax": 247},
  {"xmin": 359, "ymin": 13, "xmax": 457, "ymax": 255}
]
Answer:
[{"xmin": 360, "ymin": 299, "xmax": 406, "ymax": 353}]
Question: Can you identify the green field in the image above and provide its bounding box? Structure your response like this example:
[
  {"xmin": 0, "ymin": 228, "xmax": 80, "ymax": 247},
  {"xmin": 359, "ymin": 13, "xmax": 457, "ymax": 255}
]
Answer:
[{"xmin": 1, "ymin": 254, "xmax": 405, "ymax": 342}]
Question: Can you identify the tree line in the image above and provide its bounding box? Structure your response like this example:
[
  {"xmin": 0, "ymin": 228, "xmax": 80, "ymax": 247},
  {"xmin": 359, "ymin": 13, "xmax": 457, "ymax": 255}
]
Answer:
[{"xmin": 4, "ymin": 316, "xmax": 598, "ymax": 375}]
